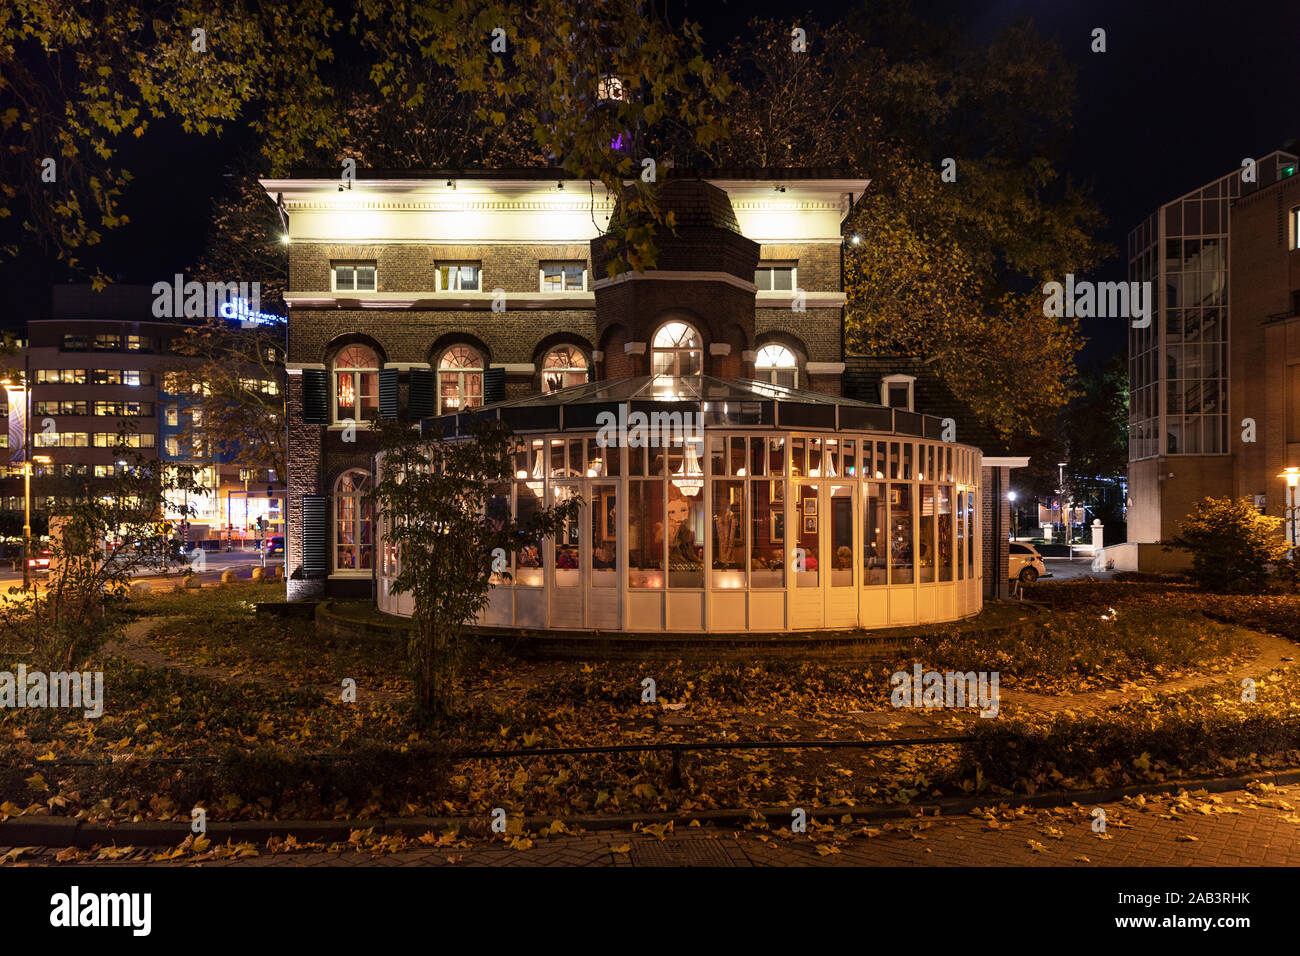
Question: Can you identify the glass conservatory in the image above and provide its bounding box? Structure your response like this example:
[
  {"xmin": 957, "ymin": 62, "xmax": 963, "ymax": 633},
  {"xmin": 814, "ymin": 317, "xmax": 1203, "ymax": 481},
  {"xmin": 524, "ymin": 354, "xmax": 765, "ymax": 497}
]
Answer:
[{"xmin": 376, "ymin": 376, "xmax": 982, "ymax": 632}]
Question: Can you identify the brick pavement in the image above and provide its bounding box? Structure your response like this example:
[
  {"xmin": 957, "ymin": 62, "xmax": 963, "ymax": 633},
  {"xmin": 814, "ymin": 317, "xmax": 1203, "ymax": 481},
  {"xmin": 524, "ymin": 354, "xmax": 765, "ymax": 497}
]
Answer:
[{"xmin": 5, "ymin": 782, "xmax": 1297, "ymax": 867}]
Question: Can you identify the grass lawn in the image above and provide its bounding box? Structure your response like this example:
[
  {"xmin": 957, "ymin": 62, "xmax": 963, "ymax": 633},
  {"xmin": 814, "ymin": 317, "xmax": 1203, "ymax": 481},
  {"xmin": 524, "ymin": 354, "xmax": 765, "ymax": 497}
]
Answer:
[{"xmin": 0, "ymin": 580, "xmax": 1295, "ymax": 825}]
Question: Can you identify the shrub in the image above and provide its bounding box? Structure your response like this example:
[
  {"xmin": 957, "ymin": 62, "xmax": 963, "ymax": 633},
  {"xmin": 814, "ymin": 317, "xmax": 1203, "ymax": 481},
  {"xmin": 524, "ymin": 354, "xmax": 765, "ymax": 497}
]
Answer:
[{"xmin": 1166, "ymin": 496, "xmax": 1290, "ymax": 592}]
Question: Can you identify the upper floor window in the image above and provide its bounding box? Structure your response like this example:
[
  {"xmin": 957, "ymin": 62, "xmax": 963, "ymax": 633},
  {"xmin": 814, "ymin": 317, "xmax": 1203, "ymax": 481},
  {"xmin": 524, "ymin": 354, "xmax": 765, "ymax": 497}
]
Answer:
[
  {"xmin": 92, "ymin": 333, "xmax": 121, "ymax": 350},
  {"xmin": 542, "ymin": 346, "xmax": 588, "ymax": 392},
  {"xmin": 540, "ymin": 262, "xmax": 586, "ymax": 292},
  {"xmin": 332, "ymin": 262, "xmax": 377, "ymax": 292},
  {"xmin": 437, "ymin": 263, "xmax": 481, "ymax": 292},
  {"xmin": 437, "ymin": 345, "xmax": 484, "ymax": 414},
  {"xmin": 652, "ymin": 321, "xmax": 703, "ymax": 378},
  {"xmin": 1292, "ymin": 206, "xmax": 1300, "ymax": 250},
  {"xmin": 35, "ymin": 369, "xmax": 87, "ymax": 384},
  {"xmin": 755, "ymin": 344, "xmax": 798, "ymax": 388},
  {"xmin": 333, "ymin": 344, "xmax": 379, "ymax": 422},
  {"xmin": 754, "ymin": 263, "xmax": 796, "ymax": 291},
  {"xmin": 62, "ymin": 334, "xmax": 88, "ymax": 350},
  {"xmin": 90, "ymin": 369, "xmax": 151, "ymax": 386},
  {"xmin": 881, "ymin": 374, "xmax": 915, "ymax": 412}
]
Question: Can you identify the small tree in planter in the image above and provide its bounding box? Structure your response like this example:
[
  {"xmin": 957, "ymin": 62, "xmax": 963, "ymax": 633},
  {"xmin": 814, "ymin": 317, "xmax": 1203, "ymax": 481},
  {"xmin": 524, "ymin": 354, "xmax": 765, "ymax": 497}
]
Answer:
[
  {"xmin": 1167, "ymin": 496, "xmax": 1290, "ymax": 592},
  {"xmin": 368, "ymin": 417, "xmax": 579, "ymax": 720}
]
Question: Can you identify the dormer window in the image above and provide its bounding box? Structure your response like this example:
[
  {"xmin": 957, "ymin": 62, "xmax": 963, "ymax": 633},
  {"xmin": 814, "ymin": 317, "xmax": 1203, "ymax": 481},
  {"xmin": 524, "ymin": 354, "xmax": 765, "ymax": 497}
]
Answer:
[{"xmin": 881, "ymin": 374, "xmax": 915, "ymax": 412}]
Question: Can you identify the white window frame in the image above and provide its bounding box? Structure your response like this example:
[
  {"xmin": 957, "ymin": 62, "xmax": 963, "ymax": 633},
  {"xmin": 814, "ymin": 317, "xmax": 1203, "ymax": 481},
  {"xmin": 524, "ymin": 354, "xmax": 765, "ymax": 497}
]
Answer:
[
  {"xmin": 333, "ymin": 469, "xmax": 374, "ymax": 574},
  {"xmin": 332, "ymin": 344, "xmax": 380, "ymax": 424},
  {"xmin": 1292, "ymin": 206, "xmax": 1300, "ymax": 250},
  {"xmin": 754, "ymin": 343, "xmax": 799, "ymax": 388},
  {"xmin": 437, "ymin": 345, "xmax": 486, "ymax": 414},
  {"xmin": 881, "ymin": 374, "xmax": 916, "ymax": 412},
  {"xmin": 331, "ymin": 262, "xmax": 377, "ymax": 292},
  {"xmin": 539, "ymin": 261, "xmax": 588, "ymax": 293},
  {"xmin": 541, "ymin": 345, "xmax": 589, "ymax": 392},
  {"xmin": 754, "ymin": 262, "xmax": 797, "ymax": 292},
  {"xmin": 651, "ymin": 321, "xmax": 704, "ymax": 379},
  {"xmin": 436, "ymin": 262, "xmax": 482, "ymax": 292}
]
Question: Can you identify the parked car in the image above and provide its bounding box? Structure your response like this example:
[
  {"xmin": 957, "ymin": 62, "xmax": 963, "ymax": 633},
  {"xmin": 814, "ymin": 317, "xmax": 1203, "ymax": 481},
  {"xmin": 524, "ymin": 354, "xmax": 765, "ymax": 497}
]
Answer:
[{"xmin": 1009, "ymin": 542, "xmax": 1047, "ymax": 583}]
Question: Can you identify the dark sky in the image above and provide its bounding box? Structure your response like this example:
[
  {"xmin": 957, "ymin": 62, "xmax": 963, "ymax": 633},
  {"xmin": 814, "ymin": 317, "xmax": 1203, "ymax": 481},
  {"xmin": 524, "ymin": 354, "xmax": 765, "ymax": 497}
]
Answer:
[{"xmin": 7, "ymin": 0, "xmax": 1296, "ymax": 367}]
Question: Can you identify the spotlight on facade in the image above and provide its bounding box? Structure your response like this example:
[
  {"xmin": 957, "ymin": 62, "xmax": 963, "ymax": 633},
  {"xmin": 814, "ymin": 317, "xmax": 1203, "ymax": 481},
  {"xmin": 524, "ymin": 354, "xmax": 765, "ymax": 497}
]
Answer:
[
  {"xmin": 280, "ymin": 234, "xmax": 290, "ymax": 245},
  {"xmin": 850, "ymin": 234, "xmax": 862, "ymax": 244}
]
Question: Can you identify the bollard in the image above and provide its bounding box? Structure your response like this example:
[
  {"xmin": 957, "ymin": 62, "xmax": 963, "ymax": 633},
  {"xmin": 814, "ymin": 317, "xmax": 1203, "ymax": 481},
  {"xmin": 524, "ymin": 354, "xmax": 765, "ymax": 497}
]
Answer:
[{"xmin": 221, "ymin": 570, "xmax": 238, "ymax": 584}]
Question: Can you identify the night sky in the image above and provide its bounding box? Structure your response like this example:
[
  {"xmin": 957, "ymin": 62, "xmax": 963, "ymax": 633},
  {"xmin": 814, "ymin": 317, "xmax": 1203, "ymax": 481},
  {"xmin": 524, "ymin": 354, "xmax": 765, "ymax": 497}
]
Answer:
[{"xmin": 5, "ymin": 0, "xmax": 1295, "ymax": 368}]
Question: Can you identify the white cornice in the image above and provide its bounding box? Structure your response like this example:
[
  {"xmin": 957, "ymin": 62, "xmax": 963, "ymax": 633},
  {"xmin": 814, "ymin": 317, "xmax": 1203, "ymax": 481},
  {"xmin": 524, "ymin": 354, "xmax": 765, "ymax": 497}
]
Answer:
[
  {"xmin": 756, "ymin": 291, "xmax": 847, "ymax": 308},
  {"xmin": 284, "ymin": 292, "xmax": 596, "ymax": 310},
  {"xmin": 805, "ymin": 362, "xmax": 847, "ymax": 374}
]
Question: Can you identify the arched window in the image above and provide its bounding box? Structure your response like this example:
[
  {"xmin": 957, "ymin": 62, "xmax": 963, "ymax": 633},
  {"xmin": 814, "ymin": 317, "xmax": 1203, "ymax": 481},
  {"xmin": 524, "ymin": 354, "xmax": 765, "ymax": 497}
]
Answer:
[
  {"xmin": 651, "ymin": 321, "xmax": 703, "ymax": 378},
  {"xmin": 334, "ymin": 469, "xmax": 373, "ymax": 572},
  {"xmin": 542, "ymin": 346, "xmax": 589, "ymax": 392},
  {"xmin": 755, "ymin": 344, "xmax": 798, "ymax": 388},
  {"xmin": 437, "ymin": 345, "xmax": 484, "ymax": 414},
  {"xmin": 333, "ymin": 345, "xmax": 379, "ymax": 422}
]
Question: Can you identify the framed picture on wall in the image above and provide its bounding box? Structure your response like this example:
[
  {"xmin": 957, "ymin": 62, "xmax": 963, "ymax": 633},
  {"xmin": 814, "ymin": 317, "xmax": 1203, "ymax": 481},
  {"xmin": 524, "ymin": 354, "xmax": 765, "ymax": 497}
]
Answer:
[
  {"xmin": 889, "ymin": 487, "xmax": 901, "ymax": 506},
  {"xmin": 770, "ymin": 512, "xmax": 784, "ymax": 543},
  {"xmin": 803, "ymin": 515, "xmax": 817, "ymax": 533},
  {"xmin": 604, "ymin": 494, "xmax": 617, "ymax": 541},
  {"xmin": 773, "ymin": 481, "xmax": 784, "ymax": 502},
  {"xmin": 804, "ymin": 497, "xmax": 817, "ymax": 517}
]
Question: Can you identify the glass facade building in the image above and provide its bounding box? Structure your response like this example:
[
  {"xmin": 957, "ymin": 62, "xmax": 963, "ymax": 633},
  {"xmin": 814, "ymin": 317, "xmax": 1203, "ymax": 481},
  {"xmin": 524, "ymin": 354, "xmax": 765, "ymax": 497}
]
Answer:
[{"xmin": 1128, "ymin": 150, "xmax": 1298, "ymax": 461}]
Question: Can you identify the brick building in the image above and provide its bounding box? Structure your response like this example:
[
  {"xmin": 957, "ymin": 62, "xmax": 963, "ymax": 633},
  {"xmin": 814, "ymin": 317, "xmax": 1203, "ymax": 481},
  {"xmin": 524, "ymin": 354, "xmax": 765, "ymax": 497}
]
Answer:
[
  {"xmin": 1121, "ymin": 145, "xmax": 1300, "ymax": 568},
  {"xmin": 268, "ymin": 168, "xmax": 1020, "ymax": 621}
]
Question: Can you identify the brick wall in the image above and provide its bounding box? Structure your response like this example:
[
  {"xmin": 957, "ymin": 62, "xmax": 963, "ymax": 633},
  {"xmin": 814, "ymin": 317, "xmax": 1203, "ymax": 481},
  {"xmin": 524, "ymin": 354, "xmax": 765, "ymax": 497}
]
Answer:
[
  {"xmin": 289, "ymin": 243, "xmax": 592, "ymax": 293},
  {"xmin": 291, "ymin": 308, "xmax": 598, "ymax": 373},
  {"xmin": 981, "ymin": 464, "xmax": 1009, "ymax": 600},
  {"xmin": 759, "ymin": 243, "xmax": 840, "ymax": 290}
]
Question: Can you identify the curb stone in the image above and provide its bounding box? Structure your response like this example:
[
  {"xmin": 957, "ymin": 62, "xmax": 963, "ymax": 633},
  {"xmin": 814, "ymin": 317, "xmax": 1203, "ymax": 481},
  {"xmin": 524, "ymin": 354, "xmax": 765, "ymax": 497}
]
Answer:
[{"xmin": 3, "ymin": 767, "xmax": 1297, "ymax": 850}]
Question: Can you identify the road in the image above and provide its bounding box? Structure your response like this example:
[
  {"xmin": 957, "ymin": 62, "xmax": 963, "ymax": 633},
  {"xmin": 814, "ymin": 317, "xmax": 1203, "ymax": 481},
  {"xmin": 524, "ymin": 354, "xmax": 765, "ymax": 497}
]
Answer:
[{"xmin": 0, "ymin": 550, "xmax": 284, "ymax": 587}]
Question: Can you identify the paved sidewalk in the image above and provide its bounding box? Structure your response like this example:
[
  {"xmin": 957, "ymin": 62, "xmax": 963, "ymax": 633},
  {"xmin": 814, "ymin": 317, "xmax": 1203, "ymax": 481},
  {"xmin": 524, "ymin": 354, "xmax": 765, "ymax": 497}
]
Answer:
[{"xmin": 6, "ymin": 782, "xmax": 1297, "ymax": 867}]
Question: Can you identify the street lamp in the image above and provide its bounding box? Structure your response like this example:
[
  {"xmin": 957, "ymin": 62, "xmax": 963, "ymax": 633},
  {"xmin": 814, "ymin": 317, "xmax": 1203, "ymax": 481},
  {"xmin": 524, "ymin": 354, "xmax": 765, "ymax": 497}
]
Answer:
[
  {"xmin": 1056, "ymin": 461, "xmax": 1071, "ymax": 546},
  {"xmin": 20, "ymin": 455, "xmax": 53, "ymax": 588},
  {"xmin": 1006, "ymin": 490, "xmax": 1018, "ymax": 540},
  {"xmin": 1280, "ymin": 466, "xmax": 1300, "ymax": 591}
]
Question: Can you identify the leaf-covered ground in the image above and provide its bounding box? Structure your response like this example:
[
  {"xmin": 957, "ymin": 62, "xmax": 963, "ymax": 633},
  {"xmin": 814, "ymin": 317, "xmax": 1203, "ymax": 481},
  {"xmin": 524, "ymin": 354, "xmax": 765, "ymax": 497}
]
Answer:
[{"xmin": 0, "ymin": 580, "xmax": 1295, "ymax": 826}]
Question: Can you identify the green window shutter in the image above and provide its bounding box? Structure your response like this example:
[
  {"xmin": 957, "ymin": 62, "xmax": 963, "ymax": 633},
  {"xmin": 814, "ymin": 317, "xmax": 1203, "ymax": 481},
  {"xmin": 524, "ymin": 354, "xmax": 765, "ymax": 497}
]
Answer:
[
  {"xmin": 302, "ymin": 369, "xmax": 329, "ymax": 424},
  {"xmin": 302, "ymin": 495, "xmax": 328, "ymax": 575},
  {"xmin": 379, "ymin": 368, "xmax": 399, "ymax": 419},
  {"xmin": 409, "ymin": 368, "xmax": 435, "ymax": 419},
  {"xmin": 483, "ymin": 366, "xmax": 506, "ymax": 405}
]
